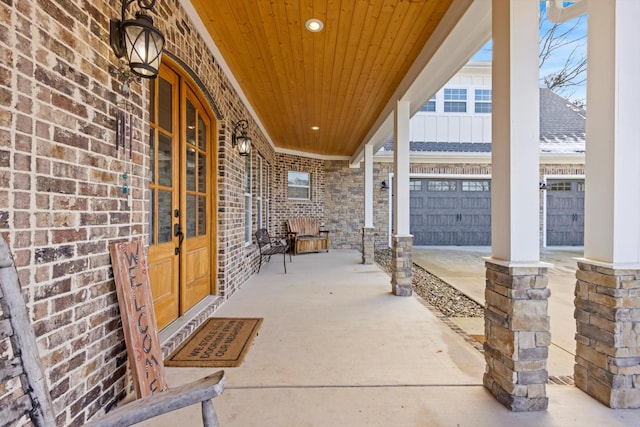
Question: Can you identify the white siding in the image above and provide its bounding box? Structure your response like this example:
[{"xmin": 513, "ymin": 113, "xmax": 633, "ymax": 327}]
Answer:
[{"xmin": 411, "ymin": 61, "xmax": 493, "ymax": 145}]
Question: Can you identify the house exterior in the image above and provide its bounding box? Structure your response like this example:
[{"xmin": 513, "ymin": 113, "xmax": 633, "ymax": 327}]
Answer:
[
  {"xmin": 374, "ymin": 61, "xmax": 587, "ymax": 247},
  {"xmin": 2, "ymin": 0, "xmax": 640, "ymax": 424}
]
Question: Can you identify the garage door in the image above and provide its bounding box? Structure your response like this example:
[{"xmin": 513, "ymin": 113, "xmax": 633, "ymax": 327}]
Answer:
[
  {"xmin": 546, "ymin": 179, "xmax": 584, "ymax": 246},
  {"xmin": 410, "ymin": 179, "xmax": 491, "ymax": 246}
]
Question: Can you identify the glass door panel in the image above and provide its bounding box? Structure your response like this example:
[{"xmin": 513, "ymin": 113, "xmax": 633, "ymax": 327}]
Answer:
[
  {"xmin": 148, "ymin": 66, "xmax": 180, "ymax": 330},
  {"xmin": 181, "ymin": 86, "xmax": 211, "ymax": 312}
]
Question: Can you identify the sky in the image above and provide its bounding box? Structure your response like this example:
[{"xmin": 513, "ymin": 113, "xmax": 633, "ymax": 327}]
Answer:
[{"xmin": 471, "ymin": 2, "xmax": 588, "ymax": 104}]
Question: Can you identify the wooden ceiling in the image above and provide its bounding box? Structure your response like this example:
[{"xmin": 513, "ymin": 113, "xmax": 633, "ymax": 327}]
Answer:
[{"xmin": 190, "ymin": 0, "xmax": 457, "ymax": 157}]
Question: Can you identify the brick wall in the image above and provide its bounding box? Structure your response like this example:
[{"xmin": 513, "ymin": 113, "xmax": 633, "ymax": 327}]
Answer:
[
  {"xmin": 0, "ymin": 1, "xmax": 274, "ymax": 425},
  {"xmin": 270, "ymin": 153, "xmax": 326, "ymax": 238}
]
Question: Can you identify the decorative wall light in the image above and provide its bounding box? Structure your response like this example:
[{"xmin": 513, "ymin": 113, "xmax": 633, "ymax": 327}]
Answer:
[
  {"xmin": 381, "ymin": 180, "xmax": 389, "ymax": 190},
  {"xmin": 110, "ymin": 0, "xmax": 165, "ymax": 78},
  {"xmin": 232, "ymin": 119, "xmax": 252, "ymax": 156}
]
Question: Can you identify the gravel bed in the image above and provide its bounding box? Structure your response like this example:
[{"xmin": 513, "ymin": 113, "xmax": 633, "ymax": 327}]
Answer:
[{"xmin": 375, "ymin": 249, "xmax": 485, "ymax": 318}]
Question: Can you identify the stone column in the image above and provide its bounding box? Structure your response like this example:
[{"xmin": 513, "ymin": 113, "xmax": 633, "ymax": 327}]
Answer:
[
  {"xmin": 362, "ymin": 227, "xmax": 375, "ymax": 265},
  {"xmin": 574, "ymin": 261, "xmax": 640, "ymax": 408},
  {"xmin": 483, "ymin": 261, "xmax": 550, "ymax": 411},
  {"xmin": 391, "ymin": 235, "xmax": 412, "ymax": 296}
]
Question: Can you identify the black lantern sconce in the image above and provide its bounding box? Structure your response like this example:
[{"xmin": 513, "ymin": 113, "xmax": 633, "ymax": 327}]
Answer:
[
  {"xmin": 232, "ymin": 119, "xmax": 252, "ymax": 156},
  {"xmin": 110, "ymin": 0, "xmax": 165, "ymax": 78},
  {"xmin": 380, "ymin": 180, "xmax": 389, "ymax": 190}
]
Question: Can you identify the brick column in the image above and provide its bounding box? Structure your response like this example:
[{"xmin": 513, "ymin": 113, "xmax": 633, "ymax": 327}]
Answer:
[
  {"xmin": 574, "ymin": 261, "xmax": 640, "ymax": 408},
  {"xmin": 362, "ymin": 227, "xmax": 375, "ymax": 265},
  {"xmin": 391, "ymin": 235, "xmax": 412, "ymax": 296},
  {"xmin": 483, "ymin": 261, "xmax": 550, "ymax": 411}
]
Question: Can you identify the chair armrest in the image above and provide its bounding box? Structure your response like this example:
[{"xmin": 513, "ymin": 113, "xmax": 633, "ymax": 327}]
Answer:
[{"xmin": 85, "ymin": 371, "xmax": 226, "ymax": 427}]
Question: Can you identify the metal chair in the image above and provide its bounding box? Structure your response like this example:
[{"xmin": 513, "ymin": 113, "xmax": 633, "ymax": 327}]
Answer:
[{"xmin": 255, "ymin": 229, "xmax": 291, "ymax": 273}]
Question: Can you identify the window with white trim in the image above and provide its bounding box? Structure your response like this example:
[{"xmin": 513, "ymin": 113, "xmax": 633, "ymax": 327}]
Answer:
[
  {"xmin": 244, "ymin": 153, "xmax": 252, "ymax": 244},
  {"xmin": 474, "ymin": 89, "xmax": 492, "ymax": 113},
  {"xmin": 256, "ymin": 155, "xmax": 263, "ymax": 230},
  {"xmin": 288, "ymin": 171, "xmax": 310, "ymax": 200},
  {"xmin": 265, "ymin": 163, "xmax": 270, "ymax": 230},
  {"xmin": 444, "ymin": 88, "xmax": 467, "ymax": 112},
  {"xmin": 419, "ymin": 94, "xmax": 436, "ymax": 112}
]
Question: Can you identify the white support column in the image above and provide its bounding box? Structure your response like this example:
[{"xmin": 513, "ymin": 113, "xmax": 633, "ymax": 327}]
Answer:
[
  {"xmin": 490, "ymin": 0, "xmax": 540, "ymax": 264},
  {"xmin": 393, "ymin": 101, "xmax": 411, "ymax": 236},
  {"xmin": 362, "ymin": 143, "xmax": 375, "ymax": 264},
  {"xmin": 483, "ymin": 0, "xmax": 549, "ymax": 412},
  {"xmin": 364, "ymin": 144, "xmax": 374, "ymax": 228},
  {"xmin": 584, "ymin": 0, "xmax": 640, "ymax": 267},
  {"xmin": 574, "ymin": 0, "xmax": 640, "ymax": 409},
  {"xmin": 391, "ymin": 100, "xmax": 412, "ymax": 296}
]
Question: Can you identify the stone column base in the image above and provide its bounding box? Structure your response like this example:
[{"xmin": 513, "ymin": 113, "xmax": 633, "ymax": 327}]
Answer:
[
  {"xmin": 574, "ymin": 261, "xmax": 640, "ymax": 409},
  {"xmin": 391, "ymin": 235, "xmax": 412, "ymax": 296},
  {"xmin": 362, "ymin": 227, "xmax": 375, "ymax": 265},
  {"xmin": 483, "ymin": 260, "xmax": 550, "ymax": 411}
]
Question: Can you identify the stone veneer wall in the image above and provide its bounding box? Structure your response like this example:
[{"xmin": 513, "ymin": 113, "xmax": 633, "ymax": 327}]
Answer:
[
  {"xmin": 574, "ymin": 261, "xmax": 640, "ymax": 408},
  {"xmin": 0, "ymin": 1, "xmax": 274, "ymax": 425},
  {"xmin": 483, "ymin": 262, "xmax": 550, "ymax": 411},
  {"xmin": 323, "ymin": 160, "xmax": 391, "ymax": 250}
]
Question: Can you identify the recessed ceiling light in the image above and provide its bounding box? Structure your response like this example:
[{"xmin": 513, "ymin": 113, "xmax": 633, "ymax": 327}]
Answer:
[
  {"xmin": 305, "ymin": 19, "xmax": 324, "ymax": 32},
  {"xmin": 311, "ymin": 126, "xmax": 320, "ymax": 130}
]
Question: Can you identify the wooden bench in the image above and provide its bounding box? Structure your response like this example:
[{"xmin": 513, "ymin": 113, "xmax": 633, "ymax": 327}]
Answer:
[
  {"xmin": 286, "ymin": 218, "xmax": 329, "ymax": 255},
  {"xmin": 0, "ymin": 235, "xmax": 226, "ymax": 427},
  {"xmin": 255, "ymin": 229, "xmax": 291, "ymax": 273}
]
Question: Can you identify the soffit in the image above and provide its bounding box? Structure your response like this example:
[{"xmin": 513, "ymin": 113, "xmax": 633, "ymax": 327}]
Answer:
[{"xmin": 189, "ymin": 0, "xmax": 459, "ymax": 157}]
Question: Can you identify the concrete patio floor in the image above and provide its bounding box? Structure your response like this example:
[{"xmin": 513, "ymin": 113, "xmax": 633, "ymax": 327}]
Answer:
[
  {"xmin": 413, "ymin": 246, "xmax": 581, "ymax": 379},
  {"xmin": 140, "ymin": 249, "xmax": 640, "ymax": 426}
]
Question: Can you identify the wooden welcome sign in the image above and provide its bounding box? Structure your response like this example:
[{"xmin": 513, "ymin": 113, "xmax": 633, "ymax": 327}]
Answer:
[{"xmin": 110, "ymin": 239, "xmax": 168, "ymax": 398}]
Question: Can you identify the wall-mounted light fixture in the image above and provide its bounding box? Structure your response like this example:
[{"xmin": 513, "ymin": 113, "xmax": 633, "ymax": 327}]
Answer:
[
  {"xmin": 539, "ymin": 182, "xmax": 548, "ymax": 190},
  {"xmin": 232, "ymin": 119, "xmax": 252, "ymax": 156},
  {"xmin": 110, "ymin": 0, "xmax": 165, "ymax": 78},
  {"xmin": 381, "ymin": 180, "xmax": 389, "ymax": 190}
]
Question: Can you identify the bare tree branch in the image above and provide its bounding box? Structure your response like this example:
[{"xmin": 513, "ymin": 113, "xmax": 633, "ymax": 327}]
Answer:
[{"xmin": 539, "ymin": 14, "xmax": 587, "ymax": 107}]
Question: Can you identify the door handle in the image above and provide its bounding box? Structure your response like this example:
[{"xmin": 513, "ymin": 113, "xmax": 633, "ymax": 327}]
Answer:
[{"xmin": 174, "ymin": 223, "xmax": 184, "ymax": 255}]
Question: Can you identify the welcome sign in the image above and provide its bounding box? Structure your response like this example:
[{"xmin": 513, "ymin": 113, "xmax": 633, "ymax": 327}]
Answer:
[{"xmin": 109, "ymin": 239, "xmax": 168, "ymax": 398}]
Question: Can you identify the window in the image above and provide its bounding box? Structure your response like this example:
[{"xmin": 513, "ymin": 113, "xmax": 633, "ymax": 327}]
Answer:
[
  {"xmin": 474, "ymin": 89, "xmax": 492, "ymax": 113},
  {"xmin": 256, "ymin": 155, "xmax": 263, "ymax": 230},
  {"xmin": 548, "ymin": 181, "xmax": 572, "ymax": 191},
  {"xmin": 444, "ymin": 88, "xmax": 467, "ymax": 112},
  {"xmin": 427, "ymin": 180, "xmax": 457, "ymax": 191},
  {"xmin": 244, "ymin": 153, "xmax": 252, "ymax": 244},
  {"xmin": 409, "ymin": 180, "xmax": 422, "ymax": 191},
  {"xmin": 288, "ymin": 171, "xmax": 310, "ymax": 200},
  {"xmin": 265, "ymin": 163, "xmax": 270, "ymax": 230},
  {"xmin": 462, "ymin": 180, "xmax": 490, "ymax": 191},
  {"xmin": 419, "ymin": 95, "xmax": 436, "ymax": 112}
]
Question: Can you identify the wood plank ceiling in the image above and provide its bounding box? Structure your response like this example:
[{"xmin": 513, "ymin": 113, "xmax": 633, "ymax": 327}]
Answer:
[{"xmin": 190, "ymin": 0, "xmax": 456, "ymax": 157}]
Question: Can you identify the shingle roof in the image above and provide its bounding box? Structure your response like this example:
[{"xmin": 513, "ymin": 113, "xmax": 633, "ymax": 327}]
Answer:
[
  {"xmin": 539, "ymin": 88, "xmax": 585, "ymax": 153},
  {"xmin": 381, "ymin": 88, "xmax": 586, "ymax": 154}
]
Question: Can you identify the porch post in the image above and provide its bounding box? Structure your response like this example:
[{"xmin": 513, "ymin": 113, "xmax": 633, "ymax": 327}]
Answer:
[
  {"xmin": 483, "ymin": 0, "xmax": 549, "ymax": 411},
  {"xmin": 391, "ymin": 100, "xmax": 412, "ymax": 296},
  {"xmin": 575, "ymin": 0, "xmax": 640, "ymax": 409},
  {"xmin": 362, "ymin": 143, "xmax": 375, "ymax": 264}
]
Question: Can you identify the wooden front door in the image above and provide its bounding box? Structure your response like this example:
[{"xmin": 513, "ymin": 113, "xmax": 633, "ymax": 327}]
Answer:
[
  {"xmin": 181, "ymin": 87, "xmax": 212, "ymax": 311},
  {"xmin": 148, "ymin": 63, "xmax": 215, "ymax": 330}
]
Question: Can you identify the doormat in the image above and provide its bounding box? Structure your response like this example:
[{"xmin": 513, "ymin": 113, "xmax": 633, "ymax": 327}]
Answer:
[{"xmin": 165, "ymin": 317, "xmax": 263, "ymax": 367}]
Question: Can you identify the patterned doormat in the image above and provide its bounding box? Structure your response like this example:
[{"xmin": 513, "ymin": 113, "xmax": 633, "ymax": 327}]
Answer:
[{"xmin": 164, "ymin": 317, "xmax": 262, "ymax": 367}]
